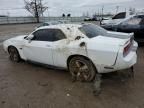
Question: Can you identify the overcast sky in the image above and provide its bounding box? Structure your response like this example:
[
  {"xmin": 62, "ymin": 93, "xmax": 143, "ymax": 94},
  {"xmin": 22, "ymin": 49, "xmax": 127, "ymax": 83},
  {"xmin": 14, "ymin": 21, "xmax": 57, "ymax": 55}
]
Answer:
[{"xmin": 0, "ymin": 0, "xmax": 144, "ymax": 16}]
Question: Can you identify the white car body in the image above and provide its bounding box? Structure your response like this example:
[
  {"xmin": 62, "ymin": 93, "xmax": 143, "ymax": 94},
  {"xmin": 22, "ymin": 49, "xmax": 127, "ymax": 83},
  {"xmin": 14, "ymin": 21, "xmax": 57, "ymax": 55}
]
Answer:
[
  {"xmin": 101, "ymin": 12, "xmax": 135, "ymax": 25},
  {"xmin": 3, "ymin": 24, "xmax": 138, "ymax": 73}
]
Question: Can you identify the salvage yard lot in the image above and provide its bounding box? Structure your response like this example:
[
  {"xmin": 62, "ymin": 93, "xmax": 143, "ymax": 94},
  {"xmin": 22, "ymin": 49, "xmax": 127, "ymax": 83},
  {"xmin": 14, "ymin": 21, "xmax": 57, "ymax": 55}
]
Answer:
[{"xmin": 0, "ymin": 23, "xmax": 144, "ymax": 108}]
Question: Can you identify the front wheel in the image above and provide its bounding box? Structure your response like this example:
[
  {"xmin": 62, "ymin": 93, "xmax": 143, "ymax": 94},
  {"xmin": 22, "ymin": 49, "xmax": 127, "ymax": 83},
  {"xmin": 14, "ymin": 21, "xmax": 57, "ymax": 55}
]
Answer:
[
  {"xmin": 68, "ymin": 56, "xmax": 96, "ymax": 82},
  {"xmin": 8, "ymin": 46, "xmax": 20, "ymax": 62}
]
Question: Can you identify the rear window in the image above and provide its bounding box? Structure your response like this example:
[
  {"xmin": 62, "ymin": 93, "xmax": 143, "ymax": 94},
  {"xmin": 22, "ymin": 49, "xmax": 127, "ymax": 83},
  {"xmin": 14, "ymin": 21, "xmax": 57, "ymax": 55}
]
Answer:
[{"xmin": 79, "ymin": 24, "xmax": 107, "ymax": 38}]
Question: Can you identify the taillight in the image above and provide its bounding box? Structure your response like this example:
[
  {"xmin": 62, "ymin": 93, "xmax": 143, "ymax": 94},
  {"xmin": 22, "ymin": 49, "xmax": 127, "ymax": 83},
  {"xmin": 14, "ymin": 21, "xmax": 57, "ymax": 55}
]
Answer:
[
  {"xmin": 123, "ymin": 36, "xmax": 133, "ymax": 57},
  {"xmin": 123, "ymin": 42, "xmax": 132, "ymax": 57}
]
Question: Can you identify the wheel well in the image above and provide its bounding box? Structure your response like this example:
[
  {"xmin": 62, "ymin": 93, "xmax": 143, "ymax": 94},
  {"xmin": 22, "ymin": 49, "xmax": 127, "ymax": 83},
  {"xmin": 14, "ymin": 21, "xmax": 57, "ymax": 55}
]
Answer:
[
  {"xmin": 67, "ymin": 55, "xmax": 97, "ymax": 72},
  {"xmin": 8, "ymin": 46, "xmax": 18, "ymax": 53}
]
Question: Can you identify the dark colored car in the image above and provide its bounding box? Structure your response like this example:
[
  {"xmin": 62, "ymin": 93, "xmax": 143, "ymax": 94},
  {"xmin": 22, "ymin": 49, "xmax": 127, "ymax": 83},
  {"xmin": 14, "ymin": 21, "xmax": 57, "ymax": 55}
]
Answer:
[
  {"xmin": 84, "ymin": 17, "xmax": 98, "ymax": 21},
  {"xmin": 101, "ymin": 15, "xmax": 144, "ymax": 43}
]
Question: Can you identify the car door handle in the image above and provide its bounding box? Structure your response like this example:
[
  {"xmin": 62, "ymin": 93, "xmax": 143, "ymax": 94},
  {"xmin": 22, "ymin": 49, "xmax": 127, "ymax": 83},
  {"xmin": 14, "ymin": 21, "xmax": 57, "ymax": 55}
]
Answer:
[{"xmin": 46, "ymin": 45, "xmax": 51, "ymax": 47}]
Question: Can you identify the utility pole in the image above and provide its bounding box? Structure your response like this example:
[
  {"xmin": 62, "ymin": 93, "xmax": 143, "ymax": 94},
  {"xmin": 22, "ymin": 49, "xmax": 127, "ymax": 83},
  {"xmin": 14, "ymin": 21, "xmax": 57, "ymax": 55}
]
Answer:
[
  {"xmin": 86, "ymin": 11, "xmax": 89, "ymax": 17},
  {"xmin": 40, "ymin": 0, "xmax": 43, "ymax": 17},
  {"xmin": 47, "ymin": 9, "xmax": 49, "ymax": 17},
  {"xmin": 100, "ymin": 6, "xmax": 104, "ymax": 25},
  {"xmin": 101, "ymin": 5, "xmax": 104, "ymax": 19},
  {"xmin": 116, "ymin": 6, "xmax": 119, "ymax": 14},
  {"xmin": 125, "ymin": 8, "xmax": 127, "ymax": 12}
]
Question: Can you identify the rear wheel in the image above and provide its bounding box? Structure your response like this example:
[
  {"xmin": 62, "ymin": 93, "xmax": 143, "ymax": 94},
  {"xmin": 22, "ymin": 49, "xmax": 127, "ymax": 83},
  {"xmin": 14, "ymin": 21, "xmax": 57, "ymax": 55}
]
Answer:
[
  {"xmin": 68, "ymin": 56, "xmax": 96, "ymax": 82},
  {"xmin": 8, "ymin": 46, "xmax": 20, "ymax": 62}
]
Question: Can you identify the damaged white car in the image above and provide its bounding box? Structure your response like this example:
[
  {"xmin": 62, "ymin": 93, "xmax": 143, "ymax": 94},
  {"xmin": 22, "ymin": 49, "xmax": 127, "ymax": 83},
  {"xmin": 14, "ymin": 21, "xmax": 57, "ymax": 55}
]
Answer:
[{"xmin": 3, "ymin": 23, "xmax": 138, "ymax": 82}]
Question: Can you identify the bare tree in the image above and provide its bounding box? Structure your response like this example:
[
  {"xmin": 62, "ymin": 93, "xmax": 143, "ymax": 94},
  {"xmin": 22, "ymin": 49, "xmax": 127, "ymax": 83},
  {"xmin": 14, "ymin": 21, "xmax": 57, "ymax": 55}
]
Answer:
[{"xmin": 24, "ymin": 0, "xmax": 48, "ymax": 23}]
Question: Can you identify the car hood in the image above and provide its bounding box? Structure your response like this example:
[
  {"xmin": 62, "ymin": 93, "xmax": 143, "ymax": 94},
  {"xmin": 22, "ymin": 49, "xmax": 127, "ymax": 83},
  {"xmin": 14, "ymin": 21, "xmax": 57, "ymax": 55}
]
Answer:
[
  {"xmin": 9, "ymin": 35, "xmax": 27, "ymax": 41},
  {"xmin": 4, "ymin": 35, "xmax": 27, "ymax": 46}
]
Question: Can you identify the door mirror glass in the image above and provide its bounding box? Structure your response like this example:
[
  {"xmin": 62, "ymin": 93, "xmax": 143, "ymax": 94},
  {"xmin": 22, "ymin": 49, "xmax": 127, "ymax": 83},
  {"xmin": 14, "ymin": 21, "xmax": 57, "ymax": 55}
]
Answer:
[
  {"xmin": 26, "ymin": 34, "xmax": 34, "ymax": 43},
  {"xmin": 28, "ymin": 34, "xmax": 34, "ymax": 40},
  {"xmin": 112, "ymin": 12, "xmax": 126, "ymax": 19}
]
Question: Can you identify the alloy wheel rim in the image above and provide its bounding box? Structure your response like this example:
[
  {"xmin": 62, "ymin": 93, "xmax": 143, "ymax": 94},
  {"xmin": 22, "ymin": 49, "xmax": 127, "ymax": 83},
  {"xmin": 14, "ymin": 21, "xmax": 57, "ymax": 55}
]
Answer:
[{"xmin": 70, "ymin": 60, "xmax": 90, "ymax": 81}]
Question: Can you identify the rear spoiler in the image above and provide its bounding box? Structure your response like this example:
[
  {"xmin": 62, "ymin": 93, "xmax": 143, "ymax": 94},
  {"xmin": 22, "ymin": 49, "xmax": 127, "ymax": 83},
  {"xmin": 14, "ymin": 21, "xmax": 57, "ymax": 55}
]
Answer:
[
  {"xmin": 129, "ymin": 33, "xmax": 134, "ymax": 38},
  {"xmin": 125, "ymin": 33, "xmax": 134, "ymax": 45},
  {"xmin": 107, "ymin": 31, "xmax": 134, "ymax": 39}
]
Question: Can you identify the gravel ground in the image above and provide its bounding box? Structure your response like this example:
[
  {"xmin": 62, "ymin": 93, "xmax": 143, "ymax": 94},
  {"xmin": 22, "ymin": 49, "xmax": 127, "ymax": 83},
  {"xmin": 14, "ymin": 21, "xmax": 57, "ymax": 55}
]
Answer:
[{"xmin": 0, "ymin": 23, "xmax": 144, "ymax": 108}]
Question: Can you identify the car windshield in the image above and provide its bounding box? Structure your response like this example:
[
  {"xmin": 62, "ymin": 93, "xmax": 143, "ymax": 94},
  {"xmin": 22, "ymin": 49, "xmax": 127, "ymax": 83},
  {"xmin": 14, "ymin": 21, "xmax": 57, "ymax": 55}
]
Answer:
[{"xmin": 79, "ymin": 24, "xmax": 107, "ymax": 38}]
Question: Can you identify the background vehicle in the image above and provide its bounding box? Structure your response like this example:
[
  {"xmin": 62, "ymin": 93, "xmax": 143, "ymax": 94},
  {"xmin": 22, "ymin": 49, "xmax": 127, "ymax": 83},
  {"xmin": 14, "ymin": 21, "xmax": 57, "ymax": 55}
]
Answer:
[
  {"xmin": 37, "ymin": 20, "xmax": 70, "ymax": 28},
  {"xmin": 84, "ymin": 17, "xmax": 98, "ymax": 21},
  {"xmin": 101, "ymin": 15, "xmax": 144, "ymax": 43},
  {"xmin": 101, "ymin": 12, "xmax": 134, "ymax": 25},
  {"xmin": 84, "ymin": 17, "xmax": 92, "ymax": 21}
]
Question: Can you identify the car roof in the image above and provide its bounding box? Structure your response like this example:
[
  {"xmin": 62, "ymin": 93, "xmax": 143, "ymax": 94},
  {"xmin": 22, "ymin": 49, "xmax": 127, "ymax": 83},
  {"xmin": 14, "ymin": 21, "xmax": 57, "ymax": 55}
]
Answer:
[
  {"xmin": 43, "ymin": 20, "xmax": 70, "ymax": 24},
  {"xmin": 35, "ymin": 23, "xmax": 89, "ymax": 39},
  {"xmin": 43, "ymin": 21, "xmax": 59, "ymax": 23},
  {"xmin": 43, "ymin": 21, "xmax": 61, "ymax": 24},
  {"xmin": 117, "ymin": 14, "xmax": 144, "ymax": 24},
  {"xmin": 37, "ymin": 23, "xmax": 82, "ymax": 30}
]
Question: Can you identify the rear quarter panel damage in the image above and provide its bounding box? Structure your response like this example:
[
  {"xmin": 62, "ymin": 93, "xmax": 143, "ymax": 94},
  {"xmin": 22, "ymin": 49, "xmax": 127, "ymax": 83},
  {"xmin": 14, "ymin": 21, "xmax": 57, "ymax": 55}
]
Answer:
[{"xmin": 86, "ymin": 37, "xmax": 120, "ymax": 67}]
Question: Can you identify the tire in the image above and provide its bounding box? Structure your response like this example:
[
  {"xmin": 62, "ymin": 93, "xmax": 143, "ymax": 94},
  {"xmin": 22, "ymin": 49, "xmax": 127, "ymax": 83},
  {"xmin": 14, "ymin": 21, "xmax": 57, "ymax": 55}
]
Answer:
[
  {"xmin": 68, "ymin": 56, "xmax": 96, "ymax": 82},
  {"xmin": 8, "ymin": 46, "xmax": 20, "ymax": 62}
]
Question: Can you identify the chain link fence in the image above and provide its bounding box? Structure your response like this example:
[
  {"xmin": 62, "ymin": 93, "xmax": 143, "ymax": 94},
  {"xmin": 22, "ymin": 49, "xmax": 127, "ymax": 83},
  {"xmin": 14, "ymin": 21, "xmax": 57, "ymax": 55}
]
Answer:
[{"xmin": 0, "ymin": 17, "xmax": 85, "ymax": 24}]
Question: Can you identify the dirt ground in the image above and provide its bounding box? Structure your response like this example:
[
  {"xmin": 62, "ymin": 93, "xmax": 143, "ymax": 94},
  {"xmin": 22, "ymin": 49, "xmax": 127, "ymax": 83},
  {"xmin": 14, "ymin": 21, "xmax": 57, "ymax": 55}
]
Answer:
[{"xmin": 0, "ymin": 23, "xmax": 144, "ymax": 108}]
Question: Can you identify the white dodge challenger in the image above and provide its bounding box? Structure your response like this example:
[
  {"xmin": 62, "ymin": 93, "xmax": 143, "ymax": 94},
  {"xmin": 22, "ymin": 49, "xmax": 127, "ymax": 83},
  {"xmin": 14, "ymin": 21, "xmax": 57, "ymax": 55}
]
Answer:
[{"xmin": 3, "ymin": 23, "xmax": 138, "ymax": 81}]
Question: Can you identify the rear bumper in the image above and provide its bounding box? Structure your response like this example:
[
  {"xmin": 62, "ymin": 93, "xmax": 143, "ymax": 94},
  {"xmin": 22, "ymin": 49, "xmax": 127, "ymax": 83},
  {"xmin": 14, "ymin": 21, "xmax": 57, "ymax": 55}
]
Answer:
[
  {"xmin": 115, "ymin": 41, "xmax": 137, "ymax": 70},
  {"xmin": 115, "ymin": 51, "xmax": 137, "ymax": 70},
  {"xmin": 98, "ymin": 52, "xmax": 137, "ymax": 73}
]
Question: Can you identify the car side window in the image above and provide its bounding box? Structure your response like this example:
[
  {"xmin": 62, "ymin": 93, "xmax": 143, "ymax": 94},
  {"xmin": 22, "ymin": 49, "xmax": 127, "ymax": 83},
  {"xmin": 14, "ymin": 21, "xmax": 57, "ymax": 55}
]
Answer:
[
  {"xmin": 112, "ymin": 12, "xmax": 126, "ymax": 19},
  {"xmin": 52, "ymin": 29, "xmax": 66, "ymax": 41},
  {"xmin": 32, "ymin": 29, "xmax": 53, "ymax": 41}
]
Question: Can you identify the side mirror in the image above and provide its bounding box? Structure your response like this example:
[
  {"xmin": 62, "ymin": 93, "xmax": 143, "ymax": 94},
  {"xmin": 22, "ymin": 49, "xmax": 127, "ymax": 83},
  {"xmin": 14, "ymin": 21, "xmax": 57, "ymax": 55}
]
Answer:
[
  {"xmin": 28, "ymin": 34, "xmax": 34, "ymax": 39},
  {"xmin": 27, "ymin": 34, "xmax": 34, "ymax": 43}
]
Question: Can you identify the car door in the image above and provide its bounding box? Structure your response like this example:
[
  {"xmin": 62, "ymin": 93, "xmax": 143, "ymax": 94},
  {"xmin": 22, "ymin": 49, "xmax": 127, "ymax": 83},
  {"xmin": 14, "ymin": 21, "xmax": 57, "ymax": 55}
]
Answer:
[
  {"xmin": 51, "ymin": 29, "xmax": 68, "ymax": 68},
  {"xmin": 136, "ymin": 17, "xmax": 144, "ymax": 40},
  {"xmin": 119, "ymin": 17, "xmax": 141, "ymax": 33},
  {"xmin": 23, "ymin": 29, "xmax": 54, "ymax": 65}
]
